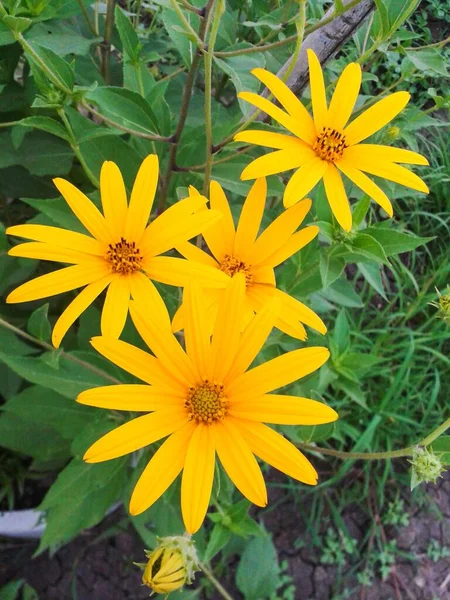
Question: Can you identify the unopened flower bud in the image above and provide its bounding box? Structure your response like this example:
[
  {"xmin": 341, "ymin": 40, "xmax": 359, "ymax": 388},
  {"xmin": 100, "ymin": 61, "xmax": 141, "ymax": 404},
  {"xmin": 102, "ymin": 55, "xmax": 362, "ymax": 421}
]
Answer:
[
  {"xmin": 429, "ymin": 287, "xmax": 450, "ymax": 325},
  {"xmin": 410, "ymin": 446, "xmax": 446, "ymax": 489},
  {"xmin": 385, "ymin": 126, "xmax": 401, "ymax": 141},
  {"xmin": 138, "ymin": 535, "xmax": 199, "ymax": 596}
]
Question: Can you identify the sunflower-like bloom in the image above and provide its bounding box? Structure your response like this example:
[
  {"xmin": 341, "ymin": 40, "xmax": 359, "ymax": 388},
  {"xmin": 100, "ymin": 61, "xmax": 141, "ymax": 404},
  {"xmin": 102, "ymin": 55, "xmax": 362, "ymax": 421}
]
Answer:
[
  {"xmin": 6, "ymin": 155, "xmax": 224, "ymax": 347},
  {"xmin": 173, "ymin": 178, "xmax": 325, "ymax": 340},
  {"xmin": 78, "ymin": 276, "xmax": 337, "ymax": 534},
  {"xmin": 235, "ymin": 49, "xmax": 429, "ymax": 231}
]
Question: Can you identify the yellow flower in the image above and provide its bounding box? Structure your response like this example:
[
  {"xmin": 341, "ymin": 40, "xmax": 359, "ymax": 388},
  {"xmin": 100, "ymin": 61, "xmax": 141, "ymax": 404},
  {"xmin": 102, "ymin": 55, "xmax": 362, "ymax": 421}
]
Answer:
[
  {"xmin": 234, "ymin": 49, "xmax": 429, "ymax": 231},
  {"xmin": 78, "ymin": 276, "xmax": 337, "ymax": 534},
  {"xmin": 6, "ymin": 155, "xmax": 223, "ymax": 347},
  {"xmin": 174, "ymin": 178, "xmax": 326, "ymax": 340}
]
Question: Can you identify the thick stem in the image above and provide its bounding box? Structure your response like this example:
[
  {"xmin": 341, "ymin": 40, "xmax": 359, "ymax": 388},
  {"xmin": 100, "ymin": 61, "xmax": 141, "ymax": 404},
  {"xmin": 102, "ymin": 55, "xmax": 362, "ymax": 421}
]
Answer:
[
  {"xmin": 199, "ymin": 562, "xmax": 234, "ymax": 600},
  {"xmin": 101, "ymin": 0, "xmax": 115, "ymax": 84}
]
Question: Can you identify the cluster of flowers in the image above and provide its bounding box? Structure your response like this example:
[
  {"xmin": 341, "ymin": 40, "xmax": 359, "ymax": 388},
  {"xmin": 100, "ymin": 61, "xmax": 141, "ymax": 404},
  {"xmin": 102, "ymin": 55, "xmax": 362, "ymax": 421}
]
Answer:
[{"xmin": 6, "ymin": 52, "xmax": 428, "ymax": 542}]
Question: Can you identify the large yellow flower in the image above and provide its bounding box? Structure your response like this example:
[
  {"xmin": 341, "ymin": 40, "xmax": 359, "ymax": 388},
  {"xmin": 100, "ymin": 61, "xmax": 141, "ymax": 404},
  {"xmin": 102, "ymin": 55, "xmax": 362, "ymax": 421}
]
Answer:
[
  {"xmin": 235, "ymin": 49, "xmax": 429, "ymax": 231},
  {"xmin": 173, "ymin": 177, "xmax": 326, "ymax": 340},
  {"xmin": 78, "ymin": 275, "xmax": 337, "ymax": 534},
  {"xmin": 6, "ymin": 155, "xmax": 224, "ymax": 347}
]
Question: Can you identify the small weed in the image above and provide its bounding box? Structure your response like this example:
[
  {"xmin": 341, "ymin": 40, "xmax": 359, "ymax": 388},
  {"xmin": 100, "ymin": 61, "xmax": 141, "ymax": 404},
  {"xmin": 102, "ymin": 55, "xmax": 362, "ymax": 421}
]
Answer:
[
  {"xmin": 426, "ymin": 540, "xmax": 450, "ymax": 562},
  {"xmin": 384, "ymin": 498, "xmax": 410, "ymax": 527},
  {"xmin": 320, "ymin": 529, "xmax": 358, "ymax": 567}
]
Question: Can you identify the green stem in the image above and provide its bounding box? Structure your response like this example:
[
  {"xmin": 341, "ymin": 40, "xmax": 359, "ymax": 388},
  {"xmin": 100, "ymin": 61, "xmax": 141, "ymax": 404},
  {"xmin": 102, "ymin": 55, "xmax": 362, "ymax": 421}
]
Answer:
[
  {"xmin": 199, "ymin": 562, "xmax": 234, "ymax": 600},
  {"xmin": 0, "ymin": 317, "xmax": 121, "ymax": 385},
  {"xmin": 58, "ymin": 108, "xmax": 100, "ymax": 187},
  {"xmin": 17, "ymin": 33, "xmax": 73, "ymax": 95},
  {"xmin": 179, "ymin": 0, "xmax": 203, "ymax": 15},
  {"xmin": 282, "ymin": 0, "xmax": 306, "ymax": 84},
  {"xmin": 76, "ymin": 0, "xmax": 98, "ymax": 36},
  {"xmin": 101, "ymin": 0, "xmax": 115, "ymax": 84},
  {"xmin": 297, "ymin": 417, "xmax": 450, "ymax": 460},
  {"xmin": 169, "ymin": 0, "xmax": 206, "ymax": 51},
  {"xmin": 81, "ymin": 99, "xmax": 173, "ymax": 142},
  {"xmin": 202, "ymin": 0, "xmax": 223, "ymax": 196}
]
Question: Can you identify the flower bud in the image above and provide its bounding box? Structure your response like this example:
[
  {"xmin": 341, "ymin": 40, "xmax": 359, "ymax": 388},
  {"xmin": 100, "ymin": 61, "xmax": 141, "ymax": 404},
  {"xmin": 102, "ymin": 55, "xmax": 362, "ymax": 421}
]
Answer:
[
  {"xmin": 139, "ymin": 536, "xmax": 199, "ymax": 596},
  {"xmin": 410, "ymin": 446, "xmax": 446, "ymax": 489},
  {"xmin": 430, "ymin": 287, "xmax": 450, "ymax": 325},
  {"xmin": 385, "ymin": 126, "xmax": 401, "ymax": 141}
]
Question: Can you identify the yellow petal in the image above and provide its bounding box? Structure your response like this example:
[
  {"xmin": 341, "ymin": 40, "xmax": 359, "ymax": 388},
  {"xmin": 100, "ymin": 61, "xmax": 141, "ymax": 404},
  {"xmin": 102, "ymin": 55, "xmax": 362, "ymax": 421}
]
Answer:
[
  {"xmin": 249, "ymin": 199, "xmax": 312, "ymax": 265},
  {"xmin": 307, "ymin": 49, "xmax": 328, "ymax": 132},
  {"xmin": 323, "ymin": 163, "xmax": 352, "ymax": 232},
  {"xmin": 327, "ymin": 62, "xmax": 361, "ymax": 130},
  {"xmin": 172, "ymin": 289, "xmax": 220, "ymax": 336},
  {"xmin": 176, "ymin": 241, "xmax": 218, "ymax": 268},
  {"xmin": 8, "ymin": 242, "xmax": 95, "ymax": 264},
  {"xmin": 181, "ymin": 423, "xmax": 215, "ymax": 534},
  {"xmin": 6, "ymin": 262, "xmax": 110, "ymax": 304},
  {"xmin": 83, "ymin": 409, "xmax": 188, "ymax": 463},
  {"xmin": 347, "ymin": 143, "xmax": 429, "ymax": 166},
  {"xmin": 129, "ymin": 421, "xmax": 195, "ymax": 516},
  {"xmin": 100, "ymin": 275, "xmax": 130, "ymax": 338},
  {"xmin": 260, "ymin": 226, "xmax": 319, "ymax": 269},
  {"xmin": 238, "ymin": 91, "xmax": 310, "ymax": 141},
  {"xmin": 77, "ymin": 384, "xmax": 183, "ymax": 411},
  {"xmin": 183, "ymin": 283, "xmax": 212, "ymax": 381},
  {"xmin": 228, "ymin": 347, "xmax": 330, "ymax": 399},
  {"xmin": 283, "ymin": 157, "xmax": 328, "ymax": 208},
  {"xmin": 340, "ymin": 147, "xmax": 429, "ymax": 193},
  {"xmin": 234, "ymin": 130, "xmax": 308, "ymax": 150},
  {"xmin": 144, "ymin": 256, "xmax": 228, "ymax": 288},
  {"xmin": 336, "ymin": 160, "xmax": 393, "ymax": 216},
  {"xmin": 214, "ymin": 420, "xmax": 267, "ymax": 506},
  {"xmin": 241, "ymin": 147, "xmax": 315, "ymax": 181},
  {"xmin": 129, "ymin": 271, "xmax": 171, "ymax": 329},
  {"xmin": 100, "ymin": 161, "xmax": 127, "ymax": 240},
  {"xmin": 204, "ymin": 181, "xmax": 235, "ymax": 262},
  {"xmin": 53, "ymin": 178, "xmax": 112, "ymax": 243},
  {"xmin": 229, "ymin": 417, "xmax": 318, "ymax": 485},
  {"xmin": 140, "ymin": 195, "xmax": 208, "ymax": 254},
  {"xmin": 230, "ymin": 394, "xmax": 338, "ymax": 425},
  {"xmin": 129, "ymin": 301, "xmax": 196, "ymax": 388},
  {"xmin": 52, "ymin": 274, "xmax": 113, "ymax": 348},
  {"xmin": 275, "ymin": 317, "xmax": 307, "ymax": 341},
  {"xmin": 90, "ymin": 336, "xmax": 184, "ymax": 392},
  {"xmin": 6, "ymin": 224, "xmax": 103, "ymax": 256},
  {"xmin": 225, "ymin": 298, "xmax": 279, "ymax": 386},
  {"xmin": 250, "ymin": 68, "xmax": 316, "ymax": 144},
  {"xmin": 211, "ymin": 274, "xmax": 246, "ymax": 382},
  {"xmin": 344, "ymin": 91, "xmax": 410, "ymax": 145},
  {"xmin": 274, "ymin": 288, "xmax": 327, "ymax": 335},
  {"xmin": 234, "ymin": 178, "xmax": 266, "ymax": 260},
  {"xmin": 125, "ymin": 154, "xmax": 159, "ymax": 243}
]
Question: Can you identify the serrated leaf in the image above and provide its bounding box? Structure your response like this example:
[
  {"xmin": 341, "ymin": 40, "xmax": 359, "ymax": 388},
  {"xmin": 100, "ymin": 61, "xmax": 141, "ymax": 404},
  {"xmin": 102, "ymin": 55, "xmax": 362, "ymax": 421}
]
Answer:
[
  {"xmin": 17, "ymin": 116, "xmax": 70, "ymax": 141},
  {"xmin": 363, "ymin": 227, "xmax": 433, "ymax": 256},
  {"xmin": 25, "ymin": 41, "xmax": 74, "ymax": 92},
  {"xmin": 115, "ymin": 5, "xmax": 141, "ymax": 60},
  {"xmin": 236, "ymin": 535, "xmax": 279, "ymax": 600}
]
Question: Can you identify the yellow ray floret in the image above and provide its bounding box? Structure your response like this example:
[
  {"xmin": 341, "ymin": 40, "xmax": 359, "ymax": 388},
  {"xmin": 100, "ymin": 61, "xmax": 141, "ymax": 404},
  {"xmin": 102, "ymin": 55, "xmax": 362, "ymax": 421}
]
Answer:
[
  {"xmin": 77, "ymin": 276, "xmax": 338, "ymax": 534},
  {"xmin": 173, "ymin": 178, "xmax": 325, "ymax": 341},
  {"xmin": 235, "ymin": 49, "xmax": 429, "ymax": 232},
  {"xmin": 6, "ymin": 155, "xmax": 222, "ymax": 346}
]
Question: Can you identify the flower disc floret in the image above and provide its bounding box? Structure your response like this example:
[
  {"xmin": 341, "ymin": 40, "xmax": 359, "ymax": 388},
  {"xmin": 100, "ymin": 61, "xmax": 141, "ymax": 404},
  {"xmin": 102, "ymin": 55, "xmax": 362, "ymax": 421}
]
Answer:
[
  {"xmin": 106, "ymin": 237, "xmax": 143, "ymax": 274},
  {"xmin": 313, "ymin": 127, "xmax": 348, "ymax": 162},
  {"xmin": 185, "ymin": 381, "xmax": 228, "ymax": 424},
  {"xmin": 219, "ymin": 254, "xmax": 253, "ymax": 287}
]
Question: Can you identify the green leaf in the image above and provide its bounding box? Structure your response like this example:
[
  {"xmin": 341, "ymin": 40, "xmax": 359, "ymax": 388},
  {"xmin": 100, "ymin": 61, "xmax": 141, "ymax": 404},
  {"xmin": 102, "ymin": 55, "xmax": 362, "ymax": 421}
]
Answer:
[
  {"xmin": 3, "ymin": 385, "xmax": 95, "ymax": 440},
  {"xmin": 161, "ymin": 8, "xmax": 199, "ymax": 67},
  {"xmin": 320, "ymin": 250, "xmax": 345, "ymax": 289},
  {"xmin": 0, "ymin": 21, "xmax": 16, "ymax": 46},
  {"xmin": 323, "ymin": 278, "xmax": 364, "ymax": 308},
  {"xmin": 115, "ymin": 5, "xmax": 141, "ymax": 60},
  {"xmin": 25, "ymin": 41, "xmax": 74, "ymax": 92},
  {"xmin": 27, "ymin": 303, "xmax": 51, "ymax": 341},
  {"xmin": 236, "ymin": 535, "xmax": 279, "ymax": 600},
  {"xmin": 431, "ymin": 436, "xmax": 450, "ymax": 465},
  {"xmin": 352, "ymin": 195, "xmax": 371, "ymax": 228},
  {"xmin": 350, "ymin": 233, "xmax": 389, "ymax": 264},
  {"xmin": 363, "ymin": 227, "xmax": 433, "ymax": 256},
  {"xmin": 22, "ymin": 583, "xmax": 39, "ymax": 600},
  {"xmin": 405, "ymin": 49, "xmax": 449, "ymax": 77},
  {"xmin": 2, "ymin": 15, "xmax": 32, "ymax": 34},
  {"xmin": 358, "ymin": 262, "xmax": 387, "ymax": 300},
  {"xmin": 0, "ymin": 412, "xmax": 70, "ymax": 460},
  {"xmin": 26, "ymin": 21, "xmax": 99, "ymax": 56},
  {"xmin": 203, "ymin": 523, "xmax": 231, "ymax": 562},
  {"xmin": 0, "ymin": 580, "xmax": 24, "ymax": 600},
  {"xmin": 374, "ymin": 0, "xmax": 389, "ymax": 36},
  {"xmin": 17, "ymin": 116, "xmax": 70, "ymax": 141},
  {"xmin": 333, "ymin": 309, "xmax": 350, "ymax": 356},
  {"xmin": 296, "ymin": 422, "xmax": 336, "ymax": 443},
  {"xmin": 85, "ymin": 86, "xmax": 159, "ymax": 135}
]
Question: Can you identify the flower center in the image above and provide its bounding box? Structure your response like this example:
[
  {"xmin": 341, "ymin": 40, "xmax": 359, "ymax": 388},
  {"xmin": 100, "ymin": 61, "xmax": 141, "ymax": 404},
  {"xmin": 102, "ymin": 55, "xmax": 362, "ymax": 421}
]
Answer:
[
  {"xmin": 106, "ymin": 237, "xmax": 143, "ymax": 274},
  {"xmin": 313, "ymin": 127, "xmax": 348, "ymax": 162},
  {"xmin": 219, "ymin": 254, "xmax": 253, "ymax": 287},
  {"xmin": 185, "ymin": 380, "xmax": 228, "ymax": 424}
]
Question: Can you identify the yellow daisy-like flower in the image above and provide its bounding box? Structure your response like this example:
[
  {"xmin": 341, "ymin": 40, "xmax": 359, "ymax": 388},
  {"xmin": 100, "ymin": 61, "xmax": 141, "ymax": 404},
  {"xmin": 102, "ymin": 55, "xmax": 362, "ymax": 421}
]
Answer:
[
  {"xmin": 6, "ymin": 155, "xmax": 224, "ymax": 347},
  {"xmin": 78, "ymin": 275, "xmax": 337, "ymax": 534},
  {"xmin": 173, "ymin": 177, "xmax": 326, "ymax": 340},
  {"xmin": 235, "ymin": 49, "xmax": 429, "ymax": 231}
]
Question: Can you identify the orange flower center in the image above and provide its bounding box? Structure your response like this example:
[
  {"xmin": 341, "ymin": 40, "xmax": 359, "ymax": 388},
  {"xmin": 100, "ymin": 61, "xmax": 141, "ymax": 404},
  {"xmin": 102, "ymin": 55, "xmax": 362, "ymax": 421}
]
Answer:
[
  {"xmin": 185, "ymin": 380, "xmax": 228, "ymax": 424},
  {"xmin": 219, "ymin": 254, "xmax": 253, "ymax": 287},
  {"xmin": 313, "ymin": 127, "xmax": 348, "ymax": 162},
  {"xmin": 106, "ymin": 237, "xmax": 143, "ymax": 274}
]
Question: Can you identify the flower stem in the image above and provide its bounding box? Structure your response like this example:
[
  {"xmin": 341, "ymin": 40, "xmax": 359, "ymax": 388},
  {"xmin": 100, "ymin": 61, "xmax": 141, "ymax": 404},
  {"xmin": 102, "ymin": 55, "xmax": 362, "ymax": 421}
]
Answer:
[
  {"xmin": 199, "ymin": 561, "xmax": 234, "ymax": 600},
  {"xmin": 282, "ymin": 0, "xmax": 307, "ymax": 84},
  {"xmin": 76, "ymin": 0, "xmax": 98, "ymax": 36},
  {"xmin": 100, "ymin": 0, "xmax": 115, "ymax": 84},
  {"xmin": 0, "ymin": 316, "xmax": 121, "ymax": 385},
  {"xmin": 297, "ymin": 418, "xmax": 450, "ymax": 460},
  {"xmin": 202, "ymin": 0, "xmax": 224, "ymax": 196},
  {"xmin": 169, "ymin": 0, "xmax": 206, "ymax": 51}
]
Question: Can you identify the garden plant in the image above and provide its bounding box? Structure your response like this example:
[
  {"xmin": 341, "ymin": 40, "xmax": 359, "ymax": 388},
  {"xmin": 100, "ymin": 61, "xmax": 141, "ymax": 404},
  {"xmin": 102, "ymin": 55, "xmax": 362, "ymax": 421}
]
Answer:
[{"xmin": 0, "ymin": 0, "xmax": 449, "ymax": 598}]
